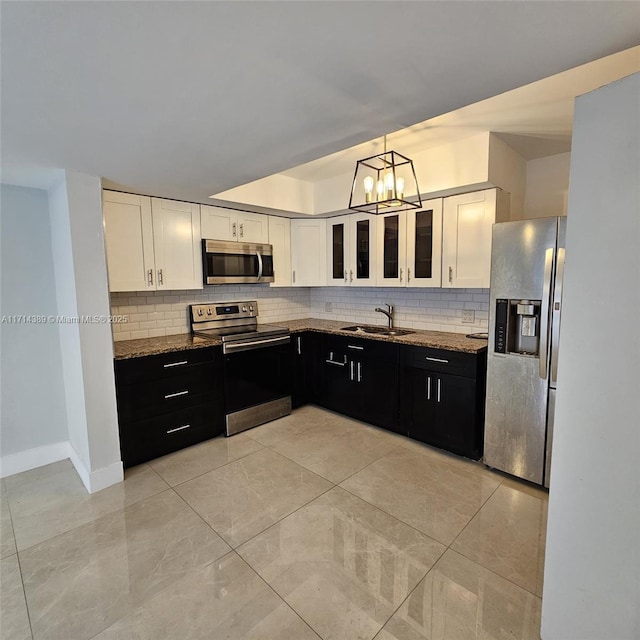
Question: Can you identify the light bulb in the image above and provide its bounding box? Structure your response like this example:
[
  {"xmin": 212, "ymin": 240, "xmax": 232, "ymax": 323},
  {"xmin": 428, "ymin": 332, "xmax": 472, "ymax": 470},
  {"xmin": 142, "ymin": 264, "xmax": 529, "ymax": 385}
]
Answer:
[
  {"xmin": 385, "ymin": 172, "xmax": 395, "ymax": 199},
  {"xmin": 363, "ymin": 176, "xmax": 374, "ymax": 203},
  {"xmin": 396, "ymin": 176, "xmax": 405, "ymax": 200},
  {"xmin": 376, "ymin": 179, "xmax": 384, "ymax": 200}
]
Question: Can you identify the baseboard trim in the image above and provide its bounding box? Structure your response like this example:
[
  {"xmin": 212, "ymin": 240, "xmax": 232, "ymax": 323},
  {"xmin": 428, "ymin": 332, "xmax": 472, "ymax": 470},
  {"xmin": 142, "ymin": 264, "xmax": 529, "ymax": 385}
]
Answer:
[
  {"xmin": 0, "ymin": 441, "xmax": 71, "ymax": 478},
  {"xmin": 68, "ymin": 447, "xmax": 123, "ymax": 494}
]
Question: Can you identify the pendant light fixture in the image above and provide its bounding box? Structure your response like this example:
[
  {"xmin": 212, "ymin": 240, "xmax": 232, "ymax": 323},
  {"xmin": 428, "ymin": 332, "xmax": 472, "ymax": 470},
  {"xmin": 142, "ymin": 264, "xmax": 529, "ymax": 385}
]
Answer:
[{"xmin": 348, "ymin": 135, "xmax": 421, "ymax": 214}]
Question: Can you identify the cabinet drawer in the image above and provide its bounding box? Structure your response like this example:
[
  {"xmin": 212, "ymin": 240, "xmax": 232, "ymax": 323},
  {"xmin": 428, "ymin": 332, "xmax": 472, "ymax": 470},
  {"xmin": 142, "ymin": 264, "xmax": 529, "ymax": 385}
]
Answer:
[
  {"xmin": 119, "ymin": 401, "xmax": 223, "ymax": 468},
  {"xmin": 401, "ymin": 346, "xmax": 477, "ymax": 378},
  {"xmin": 115, "ymin": 347, "xmax": 219, "ymax": 385},
  {"xmin": 326, "ymin": 334, "xmax": 398, "ymax": 360},
  {"xmin": 116, "ymin": 363, "xmax": 218, "ymax": 422}
]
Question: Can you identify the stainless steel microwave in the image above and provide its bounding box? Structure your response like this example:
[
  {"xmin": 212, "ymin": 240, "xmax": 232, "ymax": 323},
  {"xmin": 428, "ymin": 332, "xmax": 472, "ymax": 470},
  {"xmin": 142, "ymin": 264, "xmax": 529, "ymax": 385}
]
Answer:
[{"xmin": 202, "ymin": 239, "xmax": 275, "ymax": 284}]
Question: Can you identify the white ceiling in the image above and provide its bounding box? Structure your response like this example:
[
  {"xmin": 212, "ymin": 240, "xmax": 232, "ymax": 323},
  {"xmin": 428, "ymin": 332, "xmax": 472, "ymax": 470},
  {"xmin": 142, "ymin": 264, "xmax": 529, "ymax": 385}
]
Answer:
[{"xmin": 2, "ymin": 1, "xmax": 640, "ymax": 202}]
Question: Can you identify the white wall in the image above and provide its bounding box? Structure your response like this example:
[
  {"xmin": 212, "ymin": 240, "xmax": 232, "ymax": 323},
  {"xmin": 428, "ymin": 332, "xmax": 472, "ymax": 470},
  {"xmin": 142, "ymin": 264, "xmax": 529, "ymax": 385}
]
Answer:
[
  {"xmin": 49, "ymin": 172, "xmax": 123, "ymax": 492},
  {"xmin": 524, "ymin": 152, "xmax": 571, "ymax": 218},
  {"xmin": 541, "ymin": 73, "xmax": 639, "ymax": 639},
  {"xmin": 0, "ymin": 184, "xmax": 69, "ymax": 472},
  {"xmin": 488, "ymin": 134, "xmax": 526, "ymax": 219}
]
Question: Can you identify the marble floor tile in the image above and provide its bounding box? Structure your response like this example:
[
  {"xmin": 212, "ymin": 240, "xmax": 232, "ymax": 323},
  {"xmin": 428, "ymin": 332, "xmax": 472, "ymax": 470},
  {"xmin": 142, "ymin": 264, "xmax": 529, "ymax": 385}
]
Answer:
[
  {"xmin": 451, "ymin": 483, "xmax": 548, "ymax": 596},
  {"xmin": 272, "ymin": 419, "xmax": 400, "ymax": 484},
  {"xmin": 377, "ymin": 550, "xmax": 541, "ymax": 640},
  {"xmin": 3, "ymin": 459, "xmax": 73, "ymax": 494},
  {"xmin": 93, "ymin": 551, "xmax": 319, "ymax": 640},
  {"xmin": 176, "ymin": 448, "xmax": 332, "ymax": 547},
  {"xmin": 149, "ymin": 432, "xmax": 263, "ymax": 486},
  {"xmin": 20, "ymin": 490, "xmax": 230, "ymax": 640},
  {"xmin": 0, "ymin": 554, "xmax": 32, "ymax": 640},
  {"xmin": 245, "ymin": 405, "xmax": 337, "ymax": 447},
  {"xmin": 8, "ymin": 463, "xmax": 168, "ymax": 551},
  {"xmin": 1, "ymin": 492, "xmax": 17, "ymax": 559},
  {"xmin": 341, "ymin": 447, "xmax": 501, "ymax": 546},
  {"xmin": 239, "ymin": 487, "xmax": 445, "ymax": 640}
]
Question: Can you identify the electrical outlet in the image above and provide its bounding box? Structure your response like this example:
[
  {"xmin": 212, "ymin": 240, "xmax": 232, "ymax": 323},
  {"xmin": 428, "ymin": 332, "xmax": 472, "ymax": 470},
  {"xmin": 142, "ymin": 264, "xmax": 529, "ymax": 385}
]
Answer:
[
  {"xmin": 325, "ymin": 301, "xmax": 333, "ymax": 313},
  {"xmin": 461, "ymin": 310, "xmax": 475, "ymax": 323}
]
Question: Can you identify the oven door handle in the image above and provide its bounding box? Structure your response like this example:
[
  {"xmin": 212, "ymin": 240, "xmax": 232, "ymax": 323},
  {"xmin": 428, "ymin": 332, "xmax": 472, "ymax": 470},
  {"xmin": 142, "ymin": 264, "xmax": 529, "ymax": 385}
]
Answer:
[
  {"xmin": 256, "ymin": 251, "xmax": 263, "ymax": 282},
  {"xmin": 223, "ymin": 334, "xmax": 290, "ymax": 354}
]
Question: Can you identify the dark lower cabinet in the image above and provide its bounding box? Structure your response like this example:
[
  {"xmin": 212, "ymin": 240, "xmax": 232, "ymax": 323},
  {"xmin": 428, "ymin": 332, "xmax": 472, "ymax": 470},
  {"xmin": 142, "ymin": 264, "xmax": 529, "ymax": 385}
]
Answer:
[
  {"xmin": 316, "ymin": 334, "xmax": 400, "ymax": 431},
  {"xmin": 291, "ymin": 332, "xmax": 317, "ymax": 408},
  {"xmin": 400, "ymin": 346, "xmax": 486, "ymax": 459},
  {"xmin": 114, "ymin": 346, "xmax": 224, "ymax": 467}
]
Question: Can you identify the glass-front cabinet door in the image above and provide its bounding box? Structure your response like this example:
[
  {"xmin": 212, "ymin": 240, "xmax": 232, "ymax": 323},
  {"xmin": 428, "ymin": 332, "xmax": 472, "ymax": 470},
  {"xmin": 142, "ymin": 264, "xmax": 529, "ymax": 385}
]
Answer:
[
  {"xmin": 327, "ymin": 214, "xmax": 376, "ymax": 286},
  {"xmin": 406, "ymin": 198, "xmax": 443, "ymax": 287},
  {"xmin": 376, "ymin": 211, "xmax": 407, "ymax": 286}
]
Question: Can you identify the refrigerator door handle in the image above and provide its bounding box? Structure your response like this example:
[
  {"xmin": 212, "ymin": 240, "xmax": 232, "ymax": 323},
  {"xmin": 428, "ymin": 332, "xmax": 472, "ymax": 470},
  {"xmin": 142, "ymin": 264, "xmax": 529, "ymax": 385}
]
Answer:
[
  {"xmin": 550, "ymin": 247, "xmax": 565, "ymax": 384},
  {"xmin": 539, "ymin": 247, "xmax": 554, "ymax": 380}
]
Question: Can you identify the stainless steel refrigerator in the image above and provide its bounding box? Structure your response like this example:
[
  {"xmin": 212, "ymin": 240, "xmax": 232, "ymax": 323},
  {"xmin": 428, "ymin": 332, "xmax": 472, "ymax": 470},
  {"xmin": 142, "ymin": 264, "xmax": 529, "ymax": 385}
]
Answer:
[{"xmin": 484, "ymin": 217, "xmax": 566, "ymax": 487}]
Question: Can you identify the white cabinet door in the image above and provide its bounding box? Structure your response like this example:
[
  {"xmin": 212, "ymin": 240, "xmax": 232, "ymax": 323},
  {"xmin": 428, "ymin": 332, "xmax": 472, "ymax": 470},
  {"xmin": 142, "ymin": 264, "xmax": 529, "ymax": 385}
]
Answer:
[
  {"xmin": 151, "ymin": 198, "xmax": 203, "ymax": 290},
  {"xmin": 291, "ymin": 219, "xmax": 327, "ymax": 286},
  {"xmin": 268, "ymin": 216, "xmax": 292, "ymax": 287},
  {"xmin": 442, "ymin": 189, "xmax": 498, "ymax": 288},
  {"xmin": 327, "ymin": 215, "xmax": 351, "ymax": 286},
  {"xmin": 201, "ymin": 204, "xmax": 238, "ymax": 240},
  {"xmin": 376, "ymin": 211, "xmax": 408, "ymax": 286},
  {"xmin": 103, "ymin": 191, "xmax": 155, "ymax": 292},
  {"xmin": 238, "ymin": 212, "xmax": 269, "ymax": 243},
  {"xmin": 406, "ymin": 198, "xmax": 443, "ymax": 288}
]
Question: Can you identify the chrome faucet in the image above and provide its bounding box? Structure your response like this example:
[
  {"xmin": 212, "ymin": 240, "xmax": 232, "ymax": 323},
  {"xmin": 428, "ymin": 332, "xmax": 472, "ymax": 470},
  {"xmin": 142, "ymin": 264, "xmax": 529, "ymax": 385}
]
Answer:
[{"xmin": 375, "ymin": 303, "xmax": 394, "ymax": 329}]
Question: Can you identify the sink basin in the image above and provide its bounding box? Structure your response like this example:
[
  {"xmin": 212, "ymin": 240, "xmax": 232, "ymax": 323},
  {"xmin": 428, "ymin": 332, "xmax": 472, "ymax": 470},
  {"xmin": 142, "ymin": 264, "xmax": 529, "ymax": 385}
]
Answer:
[{"xmin": 341, "ymin": 325, "xmax": 414, "ymax": 337}]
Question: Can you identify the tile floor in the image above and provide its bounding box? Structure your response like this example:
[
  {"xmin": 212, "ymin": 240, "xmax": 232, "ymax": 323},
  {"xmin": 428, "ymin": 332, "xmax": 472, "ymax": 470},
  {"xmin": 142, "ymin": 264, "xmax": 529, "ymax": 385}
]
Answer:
[{"xmin": 0, "ymin": 406, "xmax": 547, "ymax": 640}]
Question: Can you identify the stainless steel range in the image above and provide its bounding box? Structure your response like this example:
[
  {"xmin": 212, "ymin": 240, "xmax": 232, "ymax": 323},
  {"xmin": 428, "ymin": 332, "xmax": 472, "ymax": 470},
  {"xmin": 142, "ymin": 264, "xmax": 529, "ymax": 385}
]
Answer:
[{"xmin": 190, "ymin": 301, "xmax": 291, "ymax": 436}]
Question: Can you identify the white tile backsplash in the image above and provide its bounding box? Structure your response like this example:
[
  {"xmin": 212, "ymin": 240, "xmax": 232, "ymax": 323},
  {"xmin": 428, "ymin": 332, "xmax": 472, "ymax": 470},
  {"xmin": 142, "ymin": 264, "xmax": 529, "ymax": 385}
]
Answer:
[{"xmin": 110, "ymin": 285, "xmax": 489, "ymax": 341}]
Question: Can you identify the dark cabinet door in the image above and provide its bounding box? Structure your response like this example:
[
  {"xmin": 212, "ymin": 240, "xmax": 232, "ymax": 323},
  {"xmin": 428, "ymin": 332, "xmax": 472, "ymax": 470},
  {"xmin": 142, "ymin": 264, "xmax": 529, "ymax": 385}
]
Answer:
[
  {"xmin": 291, "ymin": 332, "xmax": 317, "ymax": 408},
  {"xmin": 402, "ymin": 368, "xmax": 481, "ymax": 459},
  {"xmin": 356, "ymin": 348, "xmax": 400, "ymax": 431}
]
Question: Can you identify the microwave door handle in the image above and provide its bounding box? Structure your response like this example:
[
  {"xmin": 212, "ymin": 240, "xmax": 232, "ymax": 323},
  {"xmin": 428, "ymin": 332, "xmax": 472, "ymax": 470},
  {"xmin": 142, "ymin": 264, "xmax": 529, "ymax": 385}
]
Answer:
[
  {"xmin": 539, "ymin": 247, "xmax": 554, "ymax": 380},
  {"xmin": 256, "ymin": 250, "xmax": 263, "ymax": 282}
]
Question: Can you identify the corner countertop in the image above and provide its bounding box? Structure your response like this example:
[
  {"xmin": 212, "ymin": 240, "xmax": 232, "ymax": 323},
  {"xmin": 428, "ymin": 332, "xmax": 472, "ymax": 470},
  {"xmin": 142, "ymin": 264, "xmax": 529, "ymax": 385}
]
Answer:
[{"xmin": 113, "ymin": 318, "xmax": 487, "ymax": 360}]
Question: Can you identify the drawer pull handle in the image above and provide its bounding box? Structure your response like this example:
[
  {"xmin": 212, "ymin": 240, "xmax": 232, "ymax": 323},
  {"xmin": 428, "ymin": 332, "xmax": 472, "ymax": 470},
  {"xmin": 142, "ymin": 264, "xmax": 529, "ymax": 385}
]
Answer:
[
  {"xmin": 163, "ymin": 360, "xmax": 188, "ymax": 368},
  {"xmin": 325, "ymin": 359, "xmax": 346, "ymax": 367},
  {"xmin": 164, "ymin": 390, "xmax": 189, "ymax": 399},
  {"xmin": 347, "ymin": 345, "xmax": 364, "ymax": 350},
  {"xmin": 167, "ymin": 424, "xmax": 191, "ymax": 434},
  {"xmin": 425, "ymin": 356, "xmax": 449, "ymax": 364}
]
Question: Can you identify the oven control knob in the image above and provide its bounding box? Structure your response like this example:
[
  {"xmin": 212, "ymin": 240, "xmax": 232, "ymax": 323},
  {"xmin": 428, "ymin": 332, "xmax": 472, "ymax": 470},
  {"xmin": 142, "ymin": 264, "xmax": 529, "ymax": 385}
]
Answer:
[
  {"xmin": 249, "ymin": 305, "xmax": 254, "ymax": 313},
  {"xmin": 206, "ymin": 308, "xmax": 212, "ymax": 315},
  {"xmin": 242, "ymin": 306, "xmax": 247, "ymax": 312},
  {"xmin": 197, "ymin": 308, "xmax": 203, "ymax": 316}
]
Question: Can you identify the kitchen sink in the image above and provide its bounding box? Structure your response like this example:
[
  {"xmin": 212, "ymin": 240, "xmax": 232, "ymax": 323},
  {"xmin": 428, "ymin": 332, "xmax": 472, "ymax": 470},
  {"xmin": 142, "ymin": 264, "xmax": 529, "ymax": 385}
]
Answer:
[{"xmin": 341, "ymin": 325, "xmax": 414, "ymax": 337}]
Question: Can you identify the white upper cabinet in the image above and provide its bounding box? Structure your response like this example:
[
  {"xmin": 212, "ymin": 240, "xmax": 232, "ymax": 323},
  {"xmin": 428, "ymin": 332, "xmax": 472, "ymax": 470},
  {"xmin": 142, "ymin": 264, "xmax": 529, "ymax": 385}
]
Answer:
[
  {"xmin": 103, "ymin": 191, "xmax": 202, "ymax": 292},
  {"xmin": 442, "ymin": 188, "xmax": 509, "ymax": 288},
  {"xmin": 406, "ymin": 199, "xmax": 443, "ymax": 288},
  {"xmin": 150, "ymin": 198, "xmax": 202, "ymax": 290},
  {"xmin": 291, "ymin": 218, "xmax": 327, "ymax": 286},
  {"xmin": 201, "ymin": 205, "xmax": 269, "ymax": 243},
  {"xmin": 267, "ymin": 216, "xmax": 292, "ymax": 287},
  {"xmin": 103, "ymin": 191, "xmax": 155, "ymax": 292},
  {"xmin": 327, "ymin": 214, "xmax": 377, "ymax": 286}
]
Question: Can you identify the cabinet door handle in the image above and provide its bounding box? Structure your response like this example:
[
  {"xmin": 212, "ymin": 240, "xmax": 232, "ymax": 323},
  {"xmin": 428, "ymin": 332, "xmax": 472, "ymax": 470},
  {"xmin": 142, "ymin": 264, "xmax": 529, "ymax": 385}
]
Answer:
[
  {"xmin": 164, "ymin": 390, "xmax": 189, "ymax": 399},
  {"xmin": 407, "ymin": 267, "xmax": 411, "ymax": 283},
  {"xmin": 325, "ymin": 359, "xmax": 346, "ymax": 367},
  {"xmin": 437, "ymin": 378, "xmax": 441, "ymax": 403},
  {"xmin": 147, "ymin": 269, "xmax": 154, "ymax": 286},
  {"xmin": 427, "ymin": 376, "xmax": 431, "ymax": 400},
  {"xmin": 157, "ymin": 269, "xmax": 163, "ymax": 285},
  {"xmin": 292, "ymin": 270, "xmax": 296, "ymax": 283},
  {"xmin": 400, "ymin": 268, "xmax": 403, "ymax": 283},
  {"xmin": 425, "ymin": 356, "xmax": 449, "ymax": 364},
  {"xmin": 448, "ymin": 266, "xmax": 453, "ymax": 283},
  {"xmin": 163, "ymin": 360, "xmax": 188, "ymax": 368},
  {"xmin": 240, "ymin": 223, "xmax": 244, "ymax": 238},
  {"xmin": 297, "ymin": 336, "xmax": 301, "ymax": 355},
  {"xmin": 350, "ymin": 269, "xmax": 353, "ymax": 283},
  {"xmin": 167, "ymin": 424, "xmax": 191, "ymax": 435},
  {"xmin": 344, "ymin": 270, "xmax": 347, "ymax": 282},
  {"xmin": 357, "ymin": 362, "xmax": 362, "ymax": 382},
  {"xmin": 232, "ymin": 222, "xmax": 237, "ymax": 238},
  {"xmin": 350, "ymin": 360, "xmax": 355, "ymax": 381}
]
